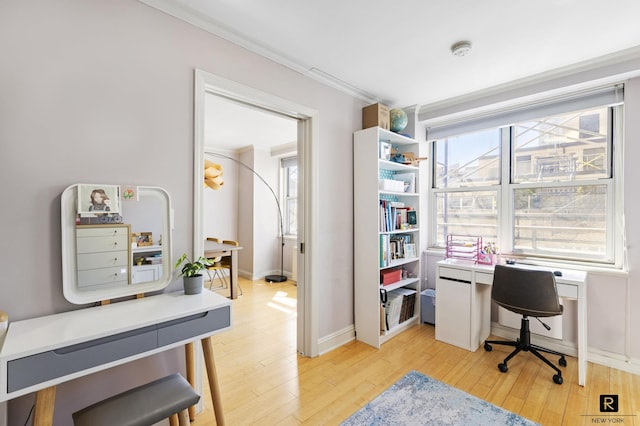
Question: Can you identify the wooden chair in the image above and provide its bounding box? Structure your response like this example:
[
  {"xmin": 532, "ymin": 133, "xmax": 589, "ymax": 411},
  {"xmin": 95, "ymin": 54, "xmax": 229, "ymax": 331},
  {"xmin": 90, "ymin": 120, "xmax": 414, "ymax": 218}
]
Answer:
[
  {"xmin": 205, "ymin": 238, "xmax": 227, "ymax": 289},
  {"xmin": 221, "ymin": 240, "xmax": 242, "ymax": 295}
]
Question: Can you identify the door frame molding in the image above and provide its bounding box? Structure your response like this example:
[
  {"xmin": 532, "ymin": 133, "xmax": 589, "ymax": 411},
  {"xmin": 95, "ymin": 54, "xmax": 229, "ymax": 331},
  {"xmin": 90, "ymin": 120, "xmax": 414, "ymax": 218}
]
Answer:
[{"xmin": 193, "ymin": 68, "xmax": 319, "ymax": 357}]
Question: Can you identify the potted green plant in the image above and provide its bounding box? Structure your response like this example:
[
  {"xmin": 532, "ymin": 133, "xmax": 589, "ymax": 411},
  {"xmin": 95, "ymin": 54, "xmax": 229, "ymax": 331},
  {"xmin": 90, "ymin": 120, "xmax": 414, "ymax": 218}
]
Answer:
[{"xmin": 174, "ymin": 253, "xmax": 212, "ymax": 295}]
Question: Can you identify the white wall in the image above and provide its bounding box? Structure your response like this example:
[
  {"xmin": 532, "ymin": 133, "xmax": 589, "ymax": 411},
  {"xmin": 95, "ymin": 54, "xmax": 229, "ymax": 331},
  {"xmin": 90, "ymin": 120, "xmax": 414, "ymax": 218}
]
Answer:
[
  {"xmin": 0, "ymin": 1, "xmax": 360, "ymax": 424},
  {"xmin": 202, "ymin": 152, "xmax": 240, "ymax": 243}
]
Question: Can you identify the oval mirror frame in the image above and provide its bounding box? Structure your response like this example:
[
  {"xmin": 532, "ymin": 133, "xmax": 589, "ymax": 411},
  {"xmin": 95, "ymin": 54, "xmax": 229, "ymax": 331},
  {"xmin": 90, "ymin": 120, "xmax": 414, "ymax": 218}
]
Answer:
[{"xmin": 61, "ymin": 184, "xmax": 173, "ymax": 304}]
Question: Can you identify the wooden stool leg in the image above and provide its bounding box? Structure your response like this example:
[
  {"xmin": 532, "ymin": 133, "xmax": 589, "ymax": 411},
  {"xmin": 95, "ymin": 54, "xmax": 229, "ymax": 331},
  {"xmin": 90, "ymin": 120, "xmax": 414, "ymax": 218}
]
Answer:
[
  {"xmin": 185, "ymin": 342, "xmax": 196, "ymax": 421},
  {"xmin": 202, "ymin": 337, "xmax": 225, "ymax": 426},
  {"xmin": 169, "ymin": 413, "xmax": 179, "ymax": 426},
  {"xmin": 177, "ymin": 408, "xmax": 190, "ymax": 426},
  {"xmin": 33, "ymin": 386, "xmax": 56, "ymax": 426}
]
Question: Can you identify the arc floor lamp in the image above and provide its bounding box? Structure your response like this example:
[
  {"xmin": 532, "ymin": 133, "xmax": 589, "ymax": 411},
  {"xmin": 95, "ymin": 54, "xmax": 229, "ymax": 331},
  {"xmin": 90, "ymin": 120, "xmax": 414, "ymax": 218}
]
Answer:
[{"xmin": 204, "ymin": 152, "xmax": 287, "ymax": 283}]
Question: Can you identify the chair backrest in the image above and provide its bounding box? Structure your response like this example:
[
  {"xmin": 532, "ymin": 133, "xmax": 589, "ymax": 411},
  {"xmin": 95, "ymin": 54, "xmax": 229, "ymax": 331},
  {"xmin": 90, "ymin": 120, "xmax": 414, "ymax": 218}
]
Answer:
[{"xmin": 492, "ymin": 265, "xmax": 562, "ymax": 318}]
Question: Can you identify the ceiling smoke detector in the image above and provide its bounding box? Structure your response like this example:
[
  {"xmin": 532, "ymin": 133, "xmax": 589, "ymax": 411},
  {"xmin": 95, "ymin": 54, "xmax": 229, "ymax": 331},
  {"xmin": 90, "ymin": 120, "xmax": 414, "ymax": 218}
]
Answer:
[{"xmin": 451, "ymin": 41, "xmax": 472, "ymax": 57}]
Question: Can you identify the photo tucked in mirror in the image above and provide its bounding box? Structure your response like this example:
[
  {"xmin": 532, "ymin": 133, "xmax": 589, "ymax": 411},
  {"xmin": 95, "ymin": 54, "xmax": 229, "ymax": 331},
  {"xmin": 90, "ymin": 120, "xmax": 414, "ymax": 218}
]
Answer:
[{"xmin": 61, "ymin": 184, "xmax": 173, "ymax": 304}]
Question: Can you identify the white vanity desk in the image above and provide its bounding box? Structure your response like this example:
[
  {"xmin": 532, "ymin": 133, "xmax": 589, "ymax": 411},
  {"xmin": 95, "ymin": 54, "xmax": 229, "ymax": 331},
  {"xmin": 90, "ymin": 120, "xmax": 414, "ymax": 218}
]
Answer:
[
  {"xmin": 0, "ymin": 289, "xmax": 231, "ymax": 425},
  {"xmin": 435, "ymin": 259, "xmax": 587, "ymax": 386}
]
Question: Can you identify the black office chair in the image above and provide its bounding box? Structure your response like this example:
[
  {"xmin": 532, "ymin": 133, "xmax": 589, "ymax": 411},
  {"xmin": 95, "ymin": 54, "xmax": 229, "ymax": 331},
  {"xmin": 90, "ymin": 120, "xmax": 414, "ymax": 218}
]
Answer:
[{"xmin": 484, "ymin": 265, "xmax": 567, "ymax": 384}]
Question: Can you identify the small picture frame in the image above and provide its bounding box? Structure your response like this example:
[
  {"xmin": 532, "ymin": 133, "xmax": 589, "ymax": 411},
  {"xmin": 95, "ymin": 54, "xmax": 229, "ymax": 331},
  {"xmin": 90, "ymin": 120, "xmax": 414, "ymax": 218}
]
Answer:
[
  {"xmin": 379, "ymin": 141, "xmax": 391, "ymax": 160},
  {"xmin": 77, "ymin": 184, "xmax": 120, "ymax": 215},
  {"xmin": 132, "ymin": 232, "xmax": 153, "ymax": 247},
  {"xmin": 404, "ymin": 243, "xmax": 416, "ymax": 259}
]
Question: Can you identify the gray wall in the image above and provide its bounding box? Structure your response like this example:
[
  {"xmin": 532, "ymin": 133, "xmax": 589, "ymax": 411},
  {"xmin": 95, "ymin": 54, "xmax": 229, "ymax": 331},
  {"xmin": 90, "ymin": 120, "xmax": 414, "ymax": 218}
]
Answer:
[{"xmin": 0, "ymin": 1, "xmax": 359, "ymax": 424}]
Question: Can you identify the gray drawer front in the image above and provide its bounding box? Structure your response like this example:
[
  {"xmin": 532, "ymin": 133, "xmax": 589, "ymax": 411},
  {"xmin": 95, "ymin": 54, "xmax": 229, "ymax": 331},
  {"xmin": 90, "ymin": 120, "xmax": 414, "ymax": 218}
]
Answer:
[
  {"xmin": 157, "ymin": 306, "xmax": 231, "ymax": 347},
  {"xmin": 7, "ymin": 326, "xmax": 156, "ymax": 393}
]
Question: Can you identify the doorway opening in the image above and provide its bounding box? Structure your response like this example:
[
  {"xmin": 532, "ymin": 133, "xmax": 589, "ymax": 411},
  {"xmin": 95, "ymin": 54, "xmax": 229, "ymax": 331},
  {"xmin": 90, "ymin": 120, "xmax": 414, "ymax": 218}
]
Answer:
[{"xmin": 193, "ymin": 69, "xmax": 319, "ymax": 358}]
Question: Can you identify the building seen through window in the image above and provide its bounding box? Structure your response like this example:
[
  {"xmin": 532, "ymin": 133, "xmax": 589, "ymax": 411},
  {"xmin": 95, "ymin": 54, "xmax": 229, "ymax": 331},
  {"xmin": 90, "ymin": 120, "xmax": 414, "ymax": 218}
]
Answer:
[{"xmin": 431, "ymin": 105, "xmax": 617, "ymax": 264}]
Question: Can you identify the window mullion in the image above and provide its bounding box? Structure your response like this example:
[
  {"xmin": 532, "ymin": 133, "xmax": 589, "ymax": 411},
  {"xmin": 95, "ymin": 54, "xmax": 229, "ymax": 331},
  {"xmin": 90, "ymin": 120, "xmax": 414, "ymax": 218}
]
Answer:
[{"xmin": 499, "ymin": 127, "xmax": 512, "ymax": 254}]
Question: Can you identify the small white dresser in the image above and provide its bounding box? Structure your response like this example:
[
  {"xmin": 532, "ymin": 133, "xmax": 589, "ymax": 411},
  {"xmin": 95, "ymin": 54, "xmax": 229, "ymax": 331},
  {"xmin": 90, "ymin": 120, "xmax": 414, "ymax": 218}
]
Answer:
[{"xmin": 76, "ymin": 224, "xmax": 130, "ymax": 288}]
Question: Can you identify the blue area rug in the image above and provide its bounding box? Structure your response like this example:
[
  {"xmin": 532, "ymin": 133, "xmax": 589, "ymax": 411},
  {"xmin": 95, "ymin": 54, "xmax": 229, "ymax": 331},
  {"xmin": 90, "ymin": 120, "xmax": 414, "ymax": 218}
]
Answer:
[{"xmin": 341, "ymin": 370, "xmax": 539, "ymax": 426}]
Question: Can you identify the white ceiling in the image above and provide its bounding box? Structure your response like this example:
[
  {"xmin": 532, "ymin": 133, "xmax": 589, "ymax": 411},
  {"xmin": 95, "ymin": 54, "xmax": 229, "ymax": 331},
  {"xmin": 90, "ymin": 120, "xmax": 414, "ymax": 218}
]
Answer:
[
  {"xmin": 204, "ymin": 94, "xmax": 298, "ymax": 151},
  {"xmin": 143, "ymin": 0, "xmax": 640, "ymax": 149}
]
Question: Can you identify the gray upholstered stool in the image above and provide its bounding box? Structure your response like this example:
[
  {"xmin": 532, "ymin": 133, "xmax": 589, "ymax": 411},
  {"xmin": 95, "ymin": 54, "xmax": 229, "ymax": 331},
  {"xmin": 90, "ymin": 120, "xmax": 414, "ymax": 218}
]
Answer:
[{"xmin": 72, "ymin": 373, "xmax": 199, "ymax": 426}]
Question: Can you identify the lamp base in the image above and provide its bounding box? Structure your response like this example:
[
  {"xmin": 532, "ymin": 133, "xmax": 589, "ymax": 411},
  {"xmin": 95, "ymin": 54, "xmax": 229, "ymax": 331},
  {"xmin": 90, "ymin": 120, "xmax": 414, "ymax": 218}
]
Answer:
[{"xmin": 265, "ymin": 274, "xmax": 288, "ymax": 283}]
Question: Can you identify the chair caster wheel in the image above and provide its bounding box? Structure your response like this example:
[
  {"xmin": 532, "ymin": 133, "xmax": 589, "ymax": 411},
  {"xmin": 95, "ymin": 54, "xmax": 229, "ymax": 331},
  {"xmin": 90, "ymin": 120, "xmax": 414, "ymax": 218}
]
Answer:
[
  {"xmin": 553, "ymin": 374, "xmax": 563, "ymax": 384},
  {"xmin": 559, "ymin": 357, "xmax": 567, "ymax": 367},
  {"xmin": 498, "ymin": 363, "xmax": 508, "ymax": 373},
  {"xmin": 484, "ymin": 343, "xmax": 492, "ymax": 352}
]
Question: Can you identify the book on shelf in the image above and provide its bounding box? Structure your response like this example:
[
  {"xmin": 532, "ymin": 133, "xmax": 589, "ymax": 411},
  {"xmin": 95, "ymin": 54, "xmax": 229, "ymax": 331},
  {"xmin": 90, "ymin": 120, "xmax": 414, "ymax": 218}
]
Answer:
[
  {"xmin": 384, "ymin": 287, "xmax": 417, "ymax": 330},
  {"xmin": 407, "ymin": 210, "xmax": 417, "ymax": 226},
  {"xmin": 379, "ymin": 200, "xmax": 416, "ymax": 232}
]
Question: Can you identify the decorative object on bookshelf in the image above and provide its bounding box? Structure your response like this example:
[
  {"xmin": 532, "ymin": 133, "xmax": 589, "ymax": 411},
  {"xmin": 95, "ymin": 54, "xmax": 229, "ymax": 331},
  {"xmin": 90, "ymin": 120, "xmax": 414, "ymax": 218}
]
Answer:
[
  {"xmin": 404, "ymin": 243, "xmax": 416, "ymax": 259},
  {"xmin": 341, "ymin": 371, "xmax": 537, "ymax": 426},
  {"xmin": 132, "ymin": 232, "xmax": 153, "ymax": 247},
  {"xmin": 407, "ymin": 210, "xmax": 417, "ymax": 226},
  {"xmin": 205, "ymin": 152, "xmax": 287, "ymax": 282},
  {"xmin": 389, "ymin": 108, "xmax": 408, "ymax": 133},
  {"xmin": 381, "ymin": 269, "xmax": 402, "ymax": 285},
  {"xmin": 379, "ymin": 141, "xmax": 392, "ymax": 160},
  {"xmin": 362, "ymin": 103, "xmax": 390, "ymax": 130}
]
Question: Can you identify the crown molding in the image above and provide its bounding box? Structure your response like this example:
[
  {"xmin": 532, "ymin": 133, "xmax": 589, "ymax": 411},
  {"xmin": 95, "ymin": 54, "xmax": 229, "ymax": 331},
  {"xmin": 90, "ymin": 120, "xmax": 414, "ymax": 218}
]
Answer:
[{"xmin": 138, "ymin": 0, "xmax": 379, "ymax": 104}]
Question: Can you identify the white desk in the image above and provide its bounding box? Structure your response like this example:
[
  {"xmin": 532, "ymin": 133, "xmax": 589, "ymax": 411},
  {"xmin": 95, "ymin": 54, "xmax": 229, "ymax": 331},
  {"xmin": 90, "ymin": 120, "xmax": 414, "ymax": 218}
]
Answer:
[
  {"xmin": 0, "ymin": 290, "xmax": 231, "ymax": 425},
  {"xmin": 204, "ymin": 241, "xmax": 243, "ymax": 299},
  {"xmin": 435, "ymin": 259, "xmax": 587, "ymax": 386}
]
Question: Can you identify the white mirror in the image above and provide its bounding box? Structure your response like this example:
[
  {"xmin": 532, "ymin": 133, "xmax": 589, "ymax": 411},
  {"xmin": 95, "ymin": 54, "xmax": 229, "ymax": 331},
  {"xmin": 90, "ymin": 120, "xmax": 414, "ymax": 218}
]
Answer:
[{"xmin": 61, "ymin": 184, "xmax": 173, "ymax": 304}]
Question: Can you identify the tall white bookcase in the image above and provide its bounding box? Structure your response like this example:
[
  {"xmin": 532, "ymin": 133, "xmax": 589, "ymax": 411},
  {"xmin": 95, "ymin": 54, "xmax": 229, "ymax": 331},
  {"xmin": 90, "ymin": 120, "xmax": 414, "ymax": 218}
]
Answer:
[{"xmin": 354, "ymin": 127, "xmax": 423, "ymax": 348}]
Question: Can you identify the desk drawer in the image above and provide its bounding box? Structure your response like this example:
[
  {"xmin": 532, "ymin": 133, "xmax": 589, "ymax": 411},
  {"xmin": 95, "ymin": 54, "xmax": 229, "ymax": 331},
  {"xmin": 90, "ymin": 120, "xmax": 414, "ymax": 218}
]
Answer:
[
  {"xmin": 157, "ymin": 306, "xmax": 231, "ymax": 346},
  {"xmin": 557, "ymin": 283, "xmax": 578, "ymax": 299},
  {"xmin": 438, "ymin": 267, "xmax": 472, "ymax": 283},
  {"xmin": 7, "ymin": 326, "xmax": 157, "ymax": 393},
  {"xmin": 475, "ymin": 272, "xmax": 493, "ymax": 285}
]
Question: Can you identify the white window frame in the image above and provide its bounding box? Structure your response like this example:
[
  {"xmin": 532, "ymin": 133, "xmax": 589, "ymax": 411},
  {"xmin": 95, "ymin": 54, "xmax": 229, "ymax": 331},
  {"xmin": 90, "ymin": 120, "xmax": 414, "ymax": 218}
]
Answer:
[
  {"xmin": 427, "ymin": 92, "xmax": 624, "ymax": 268},
  {"xmin": 281, "ymin": 156, "xmax": 298, "ymax": 237}
]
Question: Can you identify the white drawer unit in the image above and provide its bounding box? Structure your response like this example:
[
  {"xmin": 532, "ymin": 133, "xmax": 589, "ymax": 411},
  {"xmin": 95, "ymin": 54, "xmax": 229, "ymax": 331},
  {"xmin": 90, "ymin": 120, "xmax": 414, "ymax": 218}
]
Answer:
[{"xmin": 76, "ymin": 224, "xmax": 130, "ymax": 288}]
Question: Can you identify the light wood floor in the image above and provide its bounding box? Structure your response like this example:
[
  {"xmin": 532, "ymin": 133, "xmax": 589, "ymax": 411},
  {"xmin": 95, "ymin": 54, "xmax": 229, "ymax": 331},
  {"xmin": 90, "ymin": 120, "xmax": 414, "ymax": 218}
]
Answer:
[{"xmin": 193, "ymin": 278, "xmax": 640, "ymax": 425}]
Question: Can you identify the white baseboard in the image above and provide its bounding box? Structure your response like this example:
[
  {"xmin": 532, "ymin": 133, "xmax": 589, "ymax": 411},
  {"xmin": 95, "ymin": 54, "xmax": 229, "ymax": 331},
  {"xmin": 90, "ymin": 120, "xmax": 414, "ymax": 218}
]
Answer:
[
  {"xmin": 588, "ymin": 348, "xmax": 640, "ymax": 376},
  {"xmin": 318, "ymin": 325, "xmax": 355, "ymax": 356}
]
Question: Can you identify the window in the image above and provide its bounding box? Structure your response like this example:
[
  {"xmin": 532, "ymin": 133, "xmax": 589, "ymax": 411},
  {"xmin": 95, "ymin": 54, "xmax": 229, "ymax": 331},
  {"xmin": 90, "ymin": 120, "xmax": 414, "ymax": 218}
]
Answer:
[
  {"xmin": 430, "ymin": 102, "xmax": 621, "ymax": 266},
  {"xmin": 281, "ymin": 157, "xmax": 297, "ymax": 236}
]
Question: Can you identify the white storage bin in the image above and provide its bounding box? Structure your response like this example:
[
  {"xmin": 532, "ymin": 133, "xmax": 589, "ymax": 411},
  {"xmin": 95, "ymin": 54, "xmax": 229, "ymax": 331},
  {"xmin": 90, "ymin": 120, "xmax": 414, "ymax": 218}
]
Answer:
[{"xmin": 379, "ymin": 179, "xmax": 404, "ymax": 192}]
